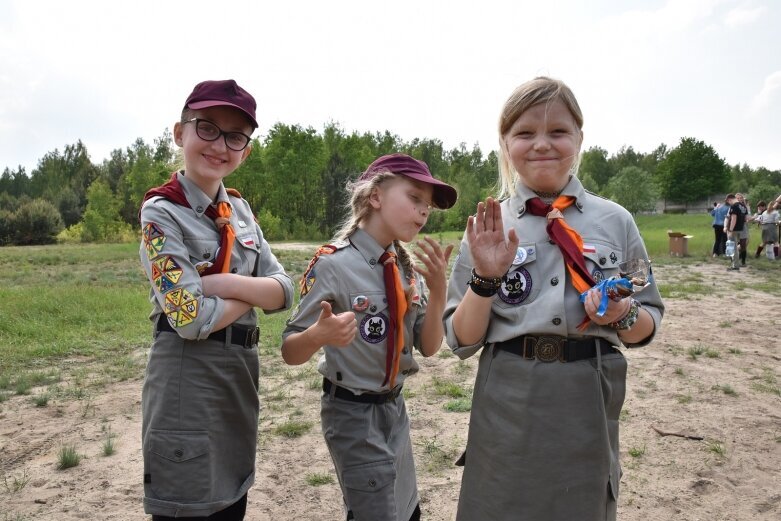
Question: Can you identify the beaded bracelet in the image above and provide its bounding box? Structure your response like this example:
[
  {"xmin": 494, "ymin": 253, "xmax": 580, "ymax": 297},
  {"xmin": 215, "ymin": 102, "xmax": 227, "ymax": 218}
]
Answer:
[
  {"xmin": 467, "ymin": 268, "xmax": 504, "ymax": 298},
  {"xmin": 609, "ymin": 298, "xmax": 640, "ymax": 331}
]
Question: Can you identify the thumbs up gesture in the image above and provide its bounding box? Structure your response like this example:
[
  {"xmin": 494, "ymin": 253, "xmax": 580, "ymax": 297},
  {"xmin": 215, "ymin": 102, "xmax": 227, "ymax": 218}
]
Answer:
[{"xmin": 314, "ymin": 301, "xmax": 357, "ymax": 347}]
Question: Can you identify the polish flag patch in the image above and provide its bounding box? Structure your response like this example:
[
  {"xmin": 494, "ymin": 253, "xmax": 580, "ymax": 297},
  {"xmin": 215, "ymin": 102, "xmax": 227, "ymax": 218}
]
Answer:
[
  {"xmin": 582, "ymin": 244, "xmax": 597, "ymax": 253},
  {"xmin": 241, "ymin": 237, "xmax": 255, "ymax": 247}
]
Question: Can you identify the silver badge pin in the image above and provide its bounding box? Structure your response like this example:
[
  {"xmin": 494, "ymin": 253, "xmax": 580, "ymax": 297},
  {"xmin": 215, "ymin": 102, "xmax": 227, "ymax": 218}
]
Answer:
[
  {"xmin": 238, "ymin": 220, "xmax": 247, "ymax": 228},
  {"xmin": 352, "ymin": 295, "xmax": 370, "ymax": 312}
]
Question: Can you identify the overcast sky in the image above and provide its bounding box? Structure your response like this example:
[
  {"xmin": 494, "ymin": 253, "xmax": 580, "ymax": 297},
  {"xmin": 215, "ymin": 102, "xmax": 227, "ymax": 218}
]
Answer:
[{"xmin": 1, "ymin": 0, "xmax": 779, "ymax": 176}]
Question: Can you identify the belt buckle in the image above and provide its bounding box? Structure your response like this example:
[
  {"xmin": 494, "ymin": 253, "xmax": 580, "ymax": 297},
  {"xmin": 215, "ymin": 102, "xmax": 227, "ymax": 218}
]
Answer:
[
  {"xmin": 245, "ymin": 327, "xmax": 260, "ymax": 348},
  {"xmin": 534, "ymin": 336, "xmax": 565, "ymax": 363}
]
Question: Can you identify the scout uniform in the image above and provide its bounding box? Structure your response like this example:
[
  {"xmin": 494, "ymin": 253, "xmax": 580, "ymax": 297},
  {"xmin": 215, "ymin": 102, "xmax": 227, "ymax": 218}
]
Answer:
[
  {"xmin": 139, "ymin": 170, "xmax": 293, "ymax": 518},
  {"xmin": 283, "ymin": 228, "xmax": 428, "ymax": 521},
  {"xmin": 444, "ymin": 175, "xmax": 664, "ymax": 521}
]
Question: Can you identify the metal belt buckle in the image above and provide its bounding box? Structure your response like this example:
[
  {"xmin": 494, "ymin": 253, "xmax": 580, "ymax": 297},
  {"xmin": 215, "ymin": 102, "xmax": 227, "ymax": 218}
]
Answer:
[
  {"xmin": 534, "ymin": 336, "xmax": 565, "ymax": 363},
  {"xmin": 245, "ymin": 327, "xmax": 260, "ymax": 348}
]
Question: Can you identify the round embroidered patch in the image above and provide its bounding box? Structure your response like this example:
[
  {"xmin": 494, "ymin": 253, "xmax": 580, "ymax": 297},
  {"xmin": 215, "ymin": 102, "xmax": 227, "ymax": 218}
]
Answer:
[
  {"xmin": 592, "ymin": 268, "xmax": 605, "ymax": 283},
  {"xmin": 499, "ymin": 267, "xmax": 532, "ymax": 304},
  {"xmin": 512, "ymin": 246, "xmax": 528, "ymax": 265},
  {"xmin": 360, "ymin": 313, "xmax": 388, "ymax": 344}
]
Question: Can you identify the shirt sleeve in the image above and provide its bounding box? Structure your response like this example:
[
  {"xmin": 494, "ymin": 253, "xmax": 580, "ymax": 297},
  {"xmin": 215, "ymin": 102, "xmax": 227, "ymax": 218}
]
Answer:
[
  {"xmin": 254, "ymin": 222, "xmax": 294, "ymax": 314},
  {"xmin": 282, "ymin": 252, "xmax": 341, "ymax": 340},
  {"xmin": 139, "ymin": 199, "xmax": 224, "ymax": 340}
]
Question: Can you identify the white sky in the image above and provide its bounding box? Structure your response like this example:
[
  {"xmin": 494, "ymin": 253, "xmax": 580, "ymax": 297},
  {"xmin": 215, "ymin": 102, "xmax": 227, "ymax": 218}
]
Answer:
[{"xmin": 1, "ymin": 0, "xmax": 780, "ymax": 175}]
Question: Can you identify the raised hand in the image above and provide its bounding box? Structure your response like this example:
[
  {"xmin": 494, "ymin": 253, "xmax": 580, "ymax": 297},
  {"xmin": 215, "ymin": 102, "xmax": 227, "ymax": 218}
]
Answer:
[
  {"xmin": 313, "ymin": 301, "xmax": 357, "ymax": 347},
  {"xmin": 466, "ymin": 197, "xmax": 519, "ymax": 278},
  {"xmin": 412, "ymin": 237, "xmax": 454, "ymax": 298},
  {"xmin": 581, "ymin": 288, "xmax": 631, "ymax": 325}
]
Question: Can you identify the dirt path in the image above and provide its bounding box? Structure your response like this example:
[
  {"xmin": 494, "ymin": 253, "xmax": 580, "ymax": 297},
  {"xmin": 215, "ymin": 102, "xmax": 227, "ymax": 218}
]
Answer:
[{"xmin": 1, "ymin": 262, "xmax": 780, "ymax": 520}]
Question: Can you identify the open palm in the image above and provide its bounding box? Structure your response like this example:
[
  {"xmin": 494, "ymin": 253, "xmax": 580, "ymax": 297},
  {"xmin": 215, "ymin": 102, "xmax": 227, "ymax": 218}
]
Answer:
[{"xmin": 465, "ymin": 197, "xmax": 519, "ymax": 278}]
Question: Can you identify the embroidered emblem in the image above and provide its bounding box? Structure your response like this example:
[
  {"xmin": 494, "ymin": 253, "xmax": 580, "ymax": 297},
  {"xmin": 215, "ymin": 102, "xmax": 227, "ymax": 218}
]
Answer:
[
  {"xmin": 499, "ymin": 267, "xmax": 532, "ymax": 304},
  {"xmin": 352, "ymin": 295, "xmax": 370, "ymax": 312},
  {"xmin": 164, "ymin": 288, "xmax": 198, "ymax": 327},
  {"xmin": 610, "ymin": 252, "xmax": 618, "ymax": 264},
  {"xmin": 152, "ymin": 256, "xmax": 183, "ymax": 293},
  {"xmin": 406, "ymin": 276, "xmax": 421, "ymax": 305},
  {"xmin": 592, "ymin": 268, "xmax": 605, "ymax": 283},
  {"xmin": 300, "ymin": 244, "xmax": 338, "ymax": 296},
  {"xmin": 513, "ymin": 246, "xmax": 528, "ymax": 265},
  {"xmin": 360, "ymin": 313, "xmax": 388, "ymax": 344},
  {"xmin": 194, "ymin": 261, "xmax": 213, "ymax": 274},
  {"xmin": 142, "ymin": 223, "xmax": 166, "ymax": 259},
  {"xmin": 302, "ymin": 268, "xmax": 317, "ymax": 296}
]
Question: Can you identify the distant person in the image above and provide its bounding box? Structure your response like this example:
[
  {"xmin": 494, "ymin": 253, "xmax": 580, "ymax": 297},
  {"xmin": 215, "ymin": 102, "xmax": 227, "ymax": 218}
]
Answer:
[
  {"xmin": 735, "ymin": 193, "xmax": 751, "ymax": 265},
  {"xmin": 710, "ymin": 198, "xmax": 729, "ymax": 256},
  {"xmin": 443, "ymin": 76, "xmax": 664, "ymax": 521},
  {"xmin": 725, "ymin": 193, "xmax": 746, "ymax": 271},
  {"xmin": 281, "ymin": 154, "xmax": 458, "ymax": 521},
  {"xmin": 139, "ymin": 79, "xmax": 294, "ymax": 519},
  {"xmin": 754, "ymin": 200, "xmax": 780, "ymax": 259}
]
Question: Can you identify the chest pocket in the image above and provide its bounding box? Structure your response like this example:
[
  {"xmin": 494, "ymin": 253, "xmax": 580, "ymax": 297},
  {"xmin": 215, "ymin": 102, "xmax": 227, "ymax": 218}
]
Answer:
[
  {"xmin": 183, "ymin": 237, "xmax": 220, "ymax": 273},
  {"xmin": 495, "ymin": 242, "xmax": 540, "ymax": 308},
  {"xmin": 582, "ymin": 241, "xmax": 623, "ymax": 283},
  {"xmin": 233, "ymin": 231, "xmax": 261, "ymax": 275},
  {"xmin": 349, "ymin": 291, "xmax": 390, "ymax": 345}
]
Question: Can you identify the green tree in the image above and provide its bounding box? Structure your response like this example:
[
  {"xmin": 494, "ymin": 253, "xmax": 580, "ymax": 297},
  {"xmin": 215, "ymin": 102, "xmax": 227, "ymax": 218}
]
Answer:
[
  {"xmin": 81, "ymin": 179, "xmax": 130, "ymax": 242},
  {"xmin": 579, "ymin": 147, "xmax": 613, "ymax": 191},
  {"xmin": 655, "ymin": 137, "xmax": 729, "ymax": 204},
  {"xmin": 604, "ymin": 166, "xmax": 659, "ymax": 215},
  {"xmin": 10, "ymin": 199, "xmax": 63, "ymax": 245}
]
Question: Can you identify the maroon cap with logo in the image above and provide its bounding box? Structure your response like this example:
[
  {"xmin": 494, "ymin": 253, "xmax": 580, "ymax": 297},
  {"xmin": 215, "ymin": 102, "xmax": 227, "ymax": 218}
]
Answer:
[
  {"xmin": 184, "ymin": 79, "xmax": 258, "ymax": 128},
  {"xmin": 359, "ymin": 153, "xmax": 458, "ymax": 209}
]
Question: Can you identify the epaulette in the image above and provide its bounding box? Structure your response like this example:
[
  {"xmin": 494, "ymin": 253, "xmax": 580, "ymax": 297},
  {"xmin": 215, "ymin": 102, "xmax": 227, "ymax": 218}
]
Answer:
[{"xmin": 299, "ymin": 241, "xmax": 348, "ymax": 296}]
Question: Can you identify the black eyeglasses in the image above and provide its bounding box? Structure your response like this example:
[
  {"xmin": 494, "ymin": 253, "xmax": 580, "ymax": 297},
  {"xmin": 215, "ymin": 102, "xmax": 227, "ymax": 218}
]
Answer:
[{"xmin": 184, "ymin": 118, "xmax": 252, "ymax": 151}]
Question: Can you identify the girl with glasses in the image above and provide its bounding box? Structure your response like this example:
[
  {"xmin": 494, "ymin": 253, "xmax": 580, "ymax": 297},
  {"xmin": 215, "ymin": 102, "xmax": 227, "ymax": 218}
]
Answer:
[{"xmin": 139, "ymin": 79, "xmax": 294, "ymax": 520}]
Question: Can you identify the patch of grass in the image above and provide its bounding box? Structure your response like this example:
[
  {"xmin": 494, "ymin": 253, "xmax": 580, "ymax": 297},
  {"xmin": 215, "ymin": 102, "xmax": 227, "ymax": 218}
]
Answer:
[
  {"xmin": 418, "ymin": 437, "xmax": 457, "ymax": 474},
  {"xmin": 704, "ymin": 349, "xmax": 721, "ymax": 359},
  {"xmin": 273, "ymin": 419, "xmax": 313, "ymax": 438},
  {"xmin": 727, "ymin": 347, "xmax": 742, "ymax": 355},
  {"xmin": 2, "ymin": 469, "xmax": 31, "ymax": 493},
  {"xmin": 443, "ymin": 397, "xmax": 472, "ymax": 412},
  {"xmin": 57, "ymin": 444, "xmax": 81, "ymax": 470},
  {"xmin": 14, "ymin": 377, "xmax": 32, "ymax": 396},
  {"xmin": 717, "ymin": 321, "xmax": 732, "ymax": 328},
  {"xmin": 712, "ymin": 384, "xmax": 737, "ymax": 396},
  {"xmin": 32, "ymin": 393, "xmax": 49, "ymax": 407},
  {"xmin": 750, "ymin": 369, "xmax": 780, "ymax": 396},
  {"xmin": 453, "ymin": 361, "xmax": 472, "ymax": 377},
  {"xmin": 628, "ymin": 445, "xmax": 646, "ymax": 458},
  {"xmin": 657, "ymin": 282, "xmax": 714, "ymax": 299},
  {"xmin": 707, "ymin": 441, "xmax": 726, "ymax": 456},
  {"xmin": 687, "ymin": 345, "xmax": 706, "ymax": 360},
  {"xmin": 437, "ymin": 349, "xmax": 454, "ymax": 359},
  {"xmin": 619, "ymin": 408, "xmax": 630, "ymax": 421},
  {"xmin": 305, "ymin": 472, "xmax": 334, "ymax": 486},
  {"xmin": 676, "ymin": 393, "xmax": 692, "ymax": 404},
  {"xmin": 673, "ymin": 367, "xmax": 685, "ymax": 376},
  {"xmin": 102, "ymin": 427, "xmax": 116, "ymax": 457},
  {"xmin": 431, "ymin": 377, "xmax": 470, "ymax": 399}
]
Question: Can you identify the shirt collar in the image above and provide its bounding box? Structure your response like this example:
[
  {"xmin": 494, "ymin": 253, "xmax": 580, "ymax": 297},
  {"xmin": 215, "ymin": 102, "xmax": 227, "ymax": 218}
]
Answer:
[
  {"xmin": 509, "ymin": 175, "xmax": 587, "ymax": 218},
  {"xmin": 349, "ymin": 228, "xmax": 397, "ymax": 270},
  {"xmin": 178, "ymin": 170, "xmax": 230, "ymax": 217}
]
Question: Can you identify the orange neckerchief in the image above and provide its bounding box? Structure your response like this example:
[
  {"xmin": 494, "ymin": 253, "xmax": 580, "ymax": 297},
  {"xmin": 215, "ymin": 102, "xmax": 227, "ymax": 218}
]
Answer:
[{"xmin": 379, "ymin": 251, "xmax": 408, "ymax": 389}]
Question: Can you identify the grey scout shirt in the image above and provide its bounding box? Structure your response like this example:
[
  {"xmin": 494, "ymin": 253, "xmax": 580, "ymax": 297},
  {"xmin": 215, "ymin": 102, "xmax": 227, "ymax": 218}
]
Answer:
[
  {"xmin": 283, "ymin": 228, "xmax": 428, "ymax": 394},
  {"xmin": 444, "ymin": 175, "xmax": 664, "ymax": 358},
  {"xmin": 140, "ymin": 171, "xmax": 293, "ymax": 337}
]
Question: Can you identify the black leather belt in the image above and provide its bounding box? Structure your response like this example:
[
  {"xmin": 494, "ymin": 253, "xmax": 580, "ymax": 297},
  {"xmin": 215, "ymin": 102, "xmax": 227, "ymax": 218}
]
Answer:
[
  {"xmin": 156, "ymin": 315, "xmax": 259, "ymax": 349},
  {"xmin": 494, "ymin": 335, "xmax": 616, "ymax": 363},
  {"xmin": 323, "ymin": 379, "xmax": 403, "ymax": 404}
]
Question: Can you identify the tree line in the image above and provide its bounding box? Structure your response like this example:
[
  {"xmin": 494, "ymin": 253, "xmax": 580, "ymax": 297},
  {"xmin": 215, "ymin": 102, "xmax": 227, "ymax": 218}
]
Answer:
[{"xmin": 1, "ymin": 122, "xmax": 780, "ymax": 246}]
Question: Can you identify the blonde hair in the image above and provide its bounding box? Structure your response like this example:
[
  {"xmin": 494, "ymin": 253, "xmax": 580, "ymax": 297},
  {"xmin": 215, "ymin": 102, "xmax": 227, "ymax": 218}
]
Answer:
[
  {"xmin": 333, "ymin": 171, "xmax": 415, "ymax": 277},
  {"xmin": 496, "ymin": 76, "xmax": 584, "ymax": 199}
]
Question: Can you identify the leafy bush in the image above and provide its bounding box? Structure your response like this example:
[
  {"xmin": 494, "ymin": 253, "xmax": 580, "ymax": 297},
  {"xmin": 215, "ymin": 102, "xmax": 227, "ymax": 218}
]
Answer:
[{"xmin": 10, "ymin": 199, "xmax": 63, "ymax": 245}]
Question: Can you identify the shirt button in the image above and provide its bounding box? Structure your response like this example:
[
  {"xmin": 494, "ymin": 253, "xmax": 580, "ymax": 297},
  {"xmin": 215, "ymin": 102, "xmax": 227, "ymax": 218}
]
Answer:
[
  {"xmin": 599, "ymin": 257, "xmax": 607, "ymax": 266},
  {"xmin": 196, "ymin": 206, "xmax": 204, "ymax": 213},
  {"xmin": 231, "ymin": 268, "xmax": 238, "ymax": 273},
  {"xmin": 174, "ymin": 449, "xmax": 184, "ymax": 458},
  {"xmin": 402, "ymin": 348, "xmax": 409, "ymax": 355},
  {"xmin": 550, "ymin": 277, "xmax": 559, "ymax": 286},
  {"xmin": 368, "ymin": 479, "xmax": 377, "ymax": 488},
  {"xmin": 552, "ymin": 318, "xmax": 562, "ymax": 325},
  {"xmin": 369, "ymin": 305, "xmax": 377, "ymax": 313},
  {"xmin": 549, "ymin": 240, "xmax": 556, "ymax": 245},
  {"xmin": 369, "ymin": 258, "xmax": 377, "ymax": 266},
  {"xmin": 203, "ymin": 253, "xmax": 210, "ymax": 259},
  {"xmin": 402, "ymin": 369, "xmax": 409, "ymax": 375}
]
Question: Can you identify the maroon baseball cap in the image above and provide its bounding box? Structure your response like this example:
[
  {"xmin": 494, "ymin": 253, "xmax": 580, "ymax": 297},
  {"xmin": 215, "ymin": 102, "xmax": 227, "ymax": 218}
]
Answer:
[
  {"xmin": 184, "ymin": 79, "xmax": 258, "ymax": 128},
  {"xmin": 360, "ymin": 153, "xmax": 458, "ymax": 209}
]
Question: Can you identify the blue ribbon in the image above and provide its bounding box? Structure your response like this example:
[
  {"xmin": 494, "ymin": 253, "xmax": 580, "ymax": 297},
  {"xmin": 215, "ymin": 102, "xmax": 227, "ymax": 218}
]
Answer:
[{"xmin": 579, "ymin": 277, "xmax": 633, "ymax": 316}]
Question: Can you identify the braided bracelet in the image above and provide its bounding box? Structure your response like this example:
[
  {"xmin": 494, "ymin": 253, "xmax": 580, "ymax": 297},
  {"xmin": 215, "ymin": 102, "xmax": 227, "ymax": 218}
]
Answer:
[
  {"xmin": 609, "ymin": 298, "xmax": 640, "ymax": 331},
  {"xmin": 467, "ymin": 268, "xmax": 504, "ymax": 298}
]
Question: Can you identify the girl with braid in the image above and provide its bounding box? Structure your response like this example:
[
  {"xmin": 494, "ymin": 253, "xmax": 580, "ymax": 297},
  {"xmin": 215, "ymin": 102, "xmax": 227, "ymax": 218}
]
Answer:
[
  {"xmin": 282, "ymin": 154, "xmax": 457, "ymax": 521},
  {"xmin": 444, "ymin": 77, "xmax": 664, "ymax": 520}
]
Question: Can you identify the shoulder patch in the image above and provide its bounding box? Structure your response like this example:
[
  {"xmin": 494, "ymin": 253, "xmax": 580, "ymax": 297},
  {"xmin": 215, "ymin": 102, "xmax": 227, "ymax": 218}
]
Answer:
[{"xmin": 299, "ymin": 243, "xmax": 346, "ymax": 296}]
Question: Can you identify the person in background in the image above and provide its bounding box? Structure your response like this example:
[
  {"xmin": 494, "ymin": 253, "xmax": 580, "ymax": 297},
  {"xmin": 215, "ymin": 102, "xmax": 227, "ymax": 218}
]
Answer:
[
  {"xmin": 443, "ymin": 76, "xmax": 664, "ymax": 521},
  {"xmin": 754, "ymin": 200, "xmax": 780, "ymax": 260},
  {"xmin": 735, "ymin": 193, "xmax": 751, "ymax": 266},
  {"xmin": 725, "ymin": 193, "xmax": 746, "ymax": 271},
  {"xmin": 139, "ymin": 79, "xmax": 294, "ymax": 520},
  {"xmin": 710, "ymin": 198, "xmax": 730, "ymax": 257},
  {"xmin": 281, "ymin": 153, "xmax": 457, "ymax": 521}
]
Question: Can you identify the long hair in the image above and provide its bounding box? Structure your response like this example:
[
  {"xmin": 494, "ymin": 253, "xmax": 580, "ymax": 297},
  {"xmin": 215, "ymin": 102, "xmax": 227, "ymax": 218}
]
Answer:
[
  {"xmin": 332, "ymin": 171, "xmax": 415, "ymax": 277},
  {"xmin": 496, "ymin": 76, "xmax": 584, "ymax": 199}
]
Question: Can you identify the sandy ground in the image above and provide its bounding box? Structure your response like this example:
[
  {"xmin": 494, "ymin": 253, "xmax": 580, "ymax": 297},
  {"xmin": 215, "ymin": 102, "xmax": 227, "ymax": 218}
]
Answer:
[{"xmin": 1, "ymin": 261, "xmax": 780, "ymax": 520}]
